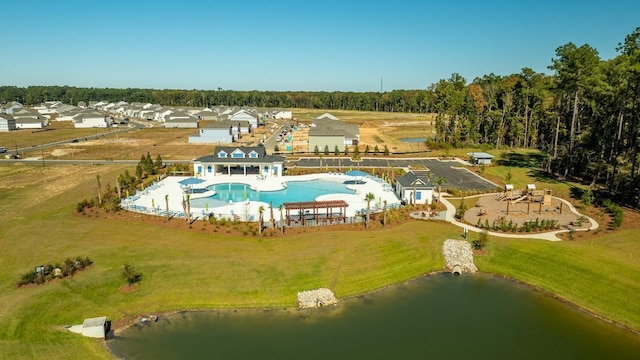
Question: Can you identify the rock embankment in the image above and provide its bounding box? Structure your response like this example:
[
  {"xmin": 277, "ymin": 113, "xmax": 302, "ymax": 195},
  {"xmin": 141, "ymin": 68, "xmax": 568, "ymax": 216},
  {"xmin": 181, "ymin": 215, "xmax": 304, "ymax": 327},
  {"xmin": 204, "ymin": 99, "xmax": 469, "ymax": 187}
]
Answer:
[
  {"xmin": 443, "ymin": 239, "xmax": 477, "ymax": 273},
  {"xmin": 297, "ymin": 288, "xmax": 338, "ymax": 309}
]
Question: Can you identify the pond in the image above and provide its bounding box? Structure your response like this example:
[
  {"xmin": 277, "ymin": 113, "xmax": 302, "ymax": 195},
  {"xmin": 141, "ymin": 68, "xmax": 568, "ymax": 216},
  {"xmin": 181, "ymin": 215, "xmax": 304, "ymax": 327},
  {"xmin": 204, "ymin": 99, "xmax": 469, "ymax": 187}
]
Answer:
[
  {"xmin": 108, "ymin": 274, "xmax": 640, "ymax": 359},
  {"xmin": 399, "ymin": 137, "xmax": 427, "ymax": 143}
]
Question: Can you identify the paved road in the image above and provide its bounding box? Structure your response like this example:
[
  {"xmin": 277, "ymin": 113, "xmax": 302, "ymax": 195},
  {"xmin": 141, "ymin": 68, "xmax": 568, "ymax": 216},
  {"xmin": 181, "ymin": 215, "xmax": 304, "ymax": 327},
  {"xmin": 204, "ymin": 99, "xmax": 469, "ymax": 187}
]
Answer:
[{"xmin": 293, "ymin": 156, "xmax": 498, "ymax": 191}]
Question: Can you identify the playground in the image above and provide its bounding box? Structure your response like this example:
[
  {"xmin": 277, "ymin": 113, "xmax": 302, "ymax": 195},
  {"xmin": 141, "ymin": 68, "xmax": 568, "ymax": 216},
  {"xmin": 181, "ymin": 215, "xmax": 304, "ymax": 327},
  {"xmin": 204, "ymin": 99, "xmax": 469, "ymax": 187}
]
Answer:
[{"xmin": 463, "ymin": 184, "xmax": 589, "ymax": 231}]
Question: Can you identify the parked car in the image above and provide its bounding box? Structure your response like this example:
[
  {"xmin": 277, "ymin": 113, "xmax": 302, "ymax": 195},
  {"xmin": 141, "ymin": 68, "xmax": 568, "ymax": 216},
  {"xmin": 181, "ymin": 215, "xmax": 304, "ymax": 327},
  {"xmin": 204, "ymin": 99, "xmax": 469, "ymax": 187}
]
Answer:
[{"xmin": 0, "ymin": 147, "xmax": 7, "ymax": 153}]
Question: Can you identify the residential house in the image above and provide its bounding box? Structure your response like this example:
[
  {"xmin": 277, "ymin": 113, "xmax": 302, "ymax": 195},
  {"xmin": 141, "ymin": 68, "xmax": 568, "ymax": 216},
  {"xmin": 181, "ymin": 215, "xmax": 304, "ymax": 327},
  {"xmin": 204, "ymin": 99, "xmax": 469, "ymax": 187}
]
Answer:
[
  {"xmin": 72, "ymin": 111, "xmax": 108, "ymax": 128},
  {"xmin": 164, "ymin": 112, "xmax": 199, "ymax": 128},
  {"xmin": 272, "ymin": 109, "xmax": 292, "ymax": 120},
  {"xmin": 188, "ymin": 121, "xmax": 251, "ymax": 143},
  {"xmin": 228, "ymin": 109, "xmax": 258, "ymax": 128},
  {"xmin": 308, "ymin": 113, "xmax": 359, "ymax": 152},
  {"xmin": 2, "ymin": 101, "xmax": 23, "ymax": 115},
  {"xmin": 394, "ymin": 170, "xmax": 434, "ymax": 205},
  {"xmin": 0, "ymin": 113, "xmax": 16, "ymax": 131},
  {"xmin": 193, "ymin": 146, "xmax": 285, "ymax": 178},
  {"xmin": 13, "ymin": 109, "xmax": 47, "ymax": 129}
]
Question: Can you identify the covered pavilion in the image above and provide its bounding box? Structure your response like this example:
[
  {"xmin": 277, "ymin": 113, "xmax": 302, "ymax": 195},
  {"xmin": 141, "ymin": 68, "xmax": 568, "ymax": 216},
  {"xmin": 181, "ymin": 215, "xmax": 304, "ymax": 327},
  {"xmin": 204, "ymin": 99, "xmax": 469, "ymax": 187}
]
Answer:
[{"xmin": 283, "ymin": 200, "xmax": 349, "ymax": 226}]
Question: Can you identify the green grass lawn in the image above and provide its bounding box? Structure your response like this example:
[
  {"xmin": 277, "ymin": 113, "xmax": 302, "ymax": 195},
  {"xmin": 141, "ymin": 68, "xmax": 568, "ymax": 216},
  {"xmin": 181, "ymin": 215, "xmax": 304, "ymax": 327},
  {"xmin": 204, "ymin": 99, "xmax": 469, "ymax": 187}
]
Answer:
[{"xmin": 0, "ymin": 157, "xmax": 639, "ymax": 358}]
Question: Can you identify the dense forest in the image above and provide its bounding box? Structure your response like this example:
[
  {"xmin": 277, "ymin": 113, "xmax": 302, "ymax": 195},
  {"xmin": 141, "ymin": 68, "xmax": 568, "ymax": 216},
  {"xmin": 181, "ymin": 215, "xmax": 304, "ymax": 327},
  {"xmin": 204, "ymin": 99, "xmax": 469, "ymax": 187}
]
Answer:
[{"xmin": 2, "ymin": 27, "xmax": 639, "ymax": 206}]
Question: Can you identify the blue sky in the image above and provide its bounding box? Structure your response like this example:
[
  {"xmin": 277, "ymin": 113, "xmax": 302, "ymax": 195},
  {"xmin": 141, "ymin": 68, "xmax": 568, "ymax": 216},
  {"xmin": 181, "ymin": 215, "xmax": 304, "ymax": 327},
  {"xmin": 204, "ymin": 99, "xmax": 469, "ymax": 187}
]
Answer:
[{"xmin": 2, "ymin": 0, "xmax": 639, "ymax": 92}]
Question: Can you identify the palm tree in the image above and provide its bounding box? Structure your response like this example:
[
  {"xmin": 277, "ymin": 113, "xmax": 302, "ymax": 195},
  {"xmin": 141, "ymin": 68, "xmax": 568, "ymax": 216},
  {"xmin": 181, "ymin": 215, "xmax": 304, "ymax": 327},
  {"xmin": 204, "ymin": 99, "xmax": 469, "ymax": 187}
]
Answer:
[
  {"xmin": 165, "ymin": 194, "xmax": 170, "ymax": 221},
  {"xmin": 269, "ymin": 201, "xmax": 275, "ymax": 229},
  {"xmin": 364, "ymin": 192, "xmax": 375, "ymax": 229},
  {"xmin": 435, "ymin": 176, "xmax": 446, "ymax": 202},
  {"xmin": 258, "ymin": 205, "xmax": 265, "ymax": 235},
  {"xmin": 382, "ymin": 200, "xmax": 388, "ymax": 226},
  {"xmin": 279, "ymin": 204, "xmax": 285, "ymax": 234}
]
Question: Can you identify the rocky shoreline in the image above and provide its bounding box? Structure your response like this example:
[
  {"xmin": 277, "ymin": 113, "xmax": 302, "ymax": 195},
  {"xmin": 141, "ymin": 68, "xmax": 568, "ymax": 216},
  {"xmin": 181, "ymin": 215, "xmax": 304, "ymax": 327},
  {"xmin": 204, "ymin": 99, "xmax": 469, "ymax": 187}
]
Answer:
[
  {"xmin": 297, "ymin": 288, "xmax": 338, "ymax": 309},
  {"xmin": 442, "ymin": 239, "xmax": 477, "ymax": 273}
]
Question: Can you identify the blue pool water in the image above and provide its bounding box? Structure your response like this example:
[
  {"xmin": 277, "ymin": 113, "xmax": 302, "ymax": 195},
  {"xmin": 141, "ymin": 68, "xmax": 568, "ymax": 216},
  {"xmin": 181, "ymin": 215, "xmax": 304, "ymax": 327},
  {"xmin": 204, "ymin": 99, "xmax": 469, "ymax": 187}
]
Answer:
[{"xmin": 190, "ymin": 179, "xmax": 356, "ymax": 208}]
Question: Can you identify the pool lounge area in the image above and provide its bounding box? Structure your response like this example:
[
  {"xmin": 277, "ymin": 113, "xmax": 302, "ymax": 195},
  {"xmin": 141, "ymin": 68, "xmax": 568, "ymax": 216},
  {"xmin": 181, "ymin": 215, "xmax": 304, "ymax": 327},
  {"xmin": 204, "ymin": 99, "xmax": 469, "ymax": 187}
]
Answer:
[{"xmin": 121, "ymin": 172, "xmax": 402, "ymax": 226}]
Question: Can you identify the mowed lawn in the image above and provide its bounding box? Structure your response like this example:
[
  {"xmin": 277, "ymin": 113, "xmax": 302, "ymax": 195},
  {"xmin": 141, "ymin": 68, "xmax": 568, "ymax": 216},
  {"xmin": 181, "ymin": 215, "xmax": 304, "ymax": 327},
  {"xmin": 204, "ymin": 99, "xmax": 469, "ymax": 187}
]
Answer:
[
  {"xmin": 0, "ymin": 162, "xmax": 639, "ymax": 359},
  {"xmin": 0, "ymin": 163, "xmax": 453, "ymax": 359}
]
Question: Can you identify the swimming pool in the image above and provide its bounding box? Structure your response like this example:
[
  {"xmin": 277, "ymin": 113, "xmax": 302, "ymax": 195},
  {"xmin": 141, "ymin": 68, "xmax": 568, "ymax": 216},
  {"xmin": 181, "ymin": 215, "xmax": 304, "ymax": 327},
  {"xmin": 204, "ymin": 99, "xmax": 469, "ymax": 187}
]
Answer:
[{"xmin": 189, "ymin": 179, "xmax": 357, "ymax": 208}]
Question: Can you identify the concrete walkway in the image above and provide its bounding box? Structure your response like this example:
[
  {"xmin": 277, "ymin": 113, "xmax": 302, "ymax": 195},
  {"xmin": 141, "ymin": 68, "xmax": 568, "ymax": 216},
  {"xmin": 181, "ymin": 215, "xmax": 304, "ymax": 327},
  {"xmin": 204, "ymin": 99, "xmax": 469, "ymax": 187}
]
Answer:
[{"xmin": 438, "ymin": 194, "xmax": 599, "ymax": 242}]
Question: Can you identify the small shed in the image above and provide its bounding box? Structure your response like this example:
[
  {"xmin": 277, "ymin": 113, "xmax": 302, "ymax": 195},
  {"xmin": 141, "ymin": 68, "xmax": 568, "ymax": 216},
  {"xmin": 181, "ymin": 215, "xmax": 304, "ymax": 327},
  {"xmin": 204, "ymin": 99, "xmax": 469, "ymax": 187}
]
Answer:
[
  {"xmin": 468, "ymin": 152, "xmax": 495, "ymax": 165},
  {"xmin": 67, "ymin": 316, "xmax": 110, "ymax": 338}
]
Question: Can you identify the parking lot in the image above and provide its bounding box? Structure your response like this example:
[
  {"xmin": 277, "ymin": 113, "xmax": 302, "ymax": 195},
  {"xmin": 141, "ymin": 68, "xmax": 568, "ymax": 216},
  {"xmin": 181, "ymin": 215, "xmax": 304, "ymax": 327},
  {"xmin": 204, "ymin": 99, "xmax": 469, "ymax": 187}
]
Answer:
[{"xmin": 293, "ymin": 157, "xmax": 498, "ymax": 191}]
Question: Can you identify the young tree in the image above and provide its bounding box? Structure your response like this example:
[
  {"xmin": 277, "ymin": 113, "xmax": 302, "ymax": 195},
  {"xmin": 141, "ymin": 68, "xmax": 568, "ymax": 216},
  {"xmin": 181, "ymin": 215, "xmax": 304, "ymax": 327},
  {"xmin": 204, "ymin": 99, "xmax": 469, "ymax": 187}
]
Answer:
[
  {"xmin": 365, "ymin": 145, "xmax": 370, "ymax": 154},
  {"xmin": 155, "ymin": 154, "xmax": 163, "ymax": 170},
  {"xmin": 382, "ymin": 199, "xmax": 388, "ymax": 226},
  {"xmin": 334, "ymin": 145, "xmax": 340, "ymax": 156},
  {"xmin": 121, "ymin": 263, "xmax": 143, "ymax": 286},
  {"xmin": 374, "ymin": 145, "xmax": 380, "ymax": 154},
  {"xmin": 313, "ymin": 145, "xmax": 319, "ymax": 155},
  {"xmin": 353, "ymin": 145, "xmax": 360, "ymax": 159},
  {"xmin": 324, "ymin": 145, "xmax": 329, "ymax": 155},
  {"xmin": 96, "ymin": 174, "xmax": 102, "ymax": 205},
  {"xmin": 383, "ymin": 145, "xmax": 390, "ymax": 155}
]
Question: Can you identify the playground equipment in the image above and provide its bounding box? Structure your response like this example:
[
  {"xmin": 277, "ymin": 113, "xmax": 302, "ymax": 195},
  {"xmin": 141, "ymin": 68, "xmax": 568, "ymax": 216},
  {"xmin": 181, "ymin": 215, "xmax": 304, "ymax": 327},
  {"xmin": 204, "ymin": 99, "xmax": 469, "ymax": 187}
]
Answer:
[{"xmin": 499, "ymin": 184, "xmax": 553, "ymax": 215}]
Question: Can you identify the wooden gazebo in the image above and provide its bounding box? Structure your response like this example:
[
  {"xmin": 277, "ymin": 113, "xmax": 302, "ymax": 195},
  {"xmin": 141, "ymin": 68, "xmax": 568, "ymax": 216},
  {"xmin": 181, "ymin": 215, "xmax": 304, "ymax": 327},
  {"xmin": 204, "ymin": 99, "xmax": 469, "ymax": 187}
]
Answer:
[{"xmin": 283, "ymin": 200, "xmax": 349, "ymax": 226}]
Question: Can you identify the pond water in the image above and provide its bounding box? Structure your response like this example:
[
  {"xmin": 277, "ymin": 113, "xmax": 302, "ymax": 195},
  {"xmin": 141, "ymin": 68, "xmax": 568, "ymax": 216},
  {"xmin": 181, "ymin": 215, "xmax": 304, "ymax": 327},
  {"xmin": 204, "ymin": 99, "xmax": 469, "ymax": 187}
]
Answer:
[
  {"xmin": 399, "ymin": 137, "xmax": 427, "ymax": 143},
  {"xmin": 108, "ymin": 274, "xmax": 640, "ymax": 359}
]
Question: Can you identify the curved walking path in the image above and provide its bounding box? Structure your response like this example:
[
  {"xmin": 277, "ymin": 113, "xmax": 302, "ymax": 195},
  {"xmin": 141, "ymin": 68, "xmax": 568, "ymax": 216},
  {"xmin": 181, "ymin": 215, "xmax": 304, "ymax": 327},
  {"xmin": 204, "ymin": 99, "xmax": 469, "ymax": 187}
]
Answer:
[{"xmin": 438, "ymin": 193, "xmax": 599, "ymax": 242}]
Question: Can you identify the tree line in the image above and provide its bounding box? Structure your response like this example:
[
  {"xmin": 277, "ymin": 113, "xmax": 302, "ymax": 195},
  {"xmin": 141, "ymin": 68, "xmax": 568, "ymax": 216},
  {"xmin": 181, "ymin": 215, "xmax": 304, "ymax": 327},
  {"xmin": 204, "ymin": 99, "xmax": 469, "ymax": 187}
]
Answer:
[{"xmin": 2, "ymin": 27, "xmax": 639, "ymax": 206}]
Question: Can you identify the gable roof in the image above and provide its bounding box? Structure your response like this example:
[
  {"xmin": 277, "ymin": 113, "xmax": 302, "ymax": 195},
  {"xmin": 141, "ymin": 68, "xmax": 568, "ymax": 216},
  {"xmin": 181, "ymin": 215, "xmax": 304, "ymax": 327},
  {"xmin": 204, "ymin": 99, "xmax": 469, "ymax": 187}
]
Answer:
[
  {"xmin": 193, "ymin": 146, "xmax": 285, "ymax": 164},
  {"xmin": 396, "ymin": 171, "xmax": 434, "ymax": 189}
]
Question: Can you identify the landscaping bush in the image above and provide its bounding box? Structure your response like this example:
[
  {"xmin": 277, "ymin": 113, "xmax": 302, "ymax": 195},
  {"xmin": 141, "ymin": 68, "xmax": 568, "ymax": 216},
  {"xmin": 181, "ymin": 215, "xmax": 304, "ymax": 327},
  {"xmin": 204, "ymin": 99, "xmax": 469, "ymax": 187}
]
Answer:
[
  {"xmin": 15, "ymin": 256, "xmax": 93, "ymax": 288},
  {"xmin": 472, "ymin": 230, "xmax": 488, "ymax": 250}
]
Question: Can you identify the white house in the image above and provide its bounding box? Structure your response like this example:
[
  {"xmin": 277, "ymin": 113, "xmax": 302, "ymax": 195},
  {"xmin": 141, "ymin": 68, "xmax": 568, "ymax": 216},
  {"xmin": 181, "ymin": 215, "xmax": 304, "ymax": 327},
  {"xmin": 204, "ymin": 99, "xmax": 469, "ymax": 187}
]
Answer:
[
  {"xmin": 164, "ymin": 113, "xmax": 199, "ymax": 128},
  {"xmin": 188, "ymin": 121, "xmax": 252, "ymax": 143},
  {"xmin": 273, "ymin": 109, "xmax": 292, "ymax": 119},
  {"xmin": 13, "ymin": 109, "xmax": 47, "ymax": 129},
  {"xmin": 394, "ymin": 170, "xmax": 434, "ymax": 205},
  {"xmin": 193, "ymin": 146, "xmax": 286, "ymax": 178},
  {"xmin": 0, "ymin": 114, "xmax": 16, "ymax": 131},
  {"xmin": 229, "ymin": 109, "xmax": 258, "ymax": 128},
  {"xmin": 72, "ymin": 112, "xmax": 108, "ymax": 128}
]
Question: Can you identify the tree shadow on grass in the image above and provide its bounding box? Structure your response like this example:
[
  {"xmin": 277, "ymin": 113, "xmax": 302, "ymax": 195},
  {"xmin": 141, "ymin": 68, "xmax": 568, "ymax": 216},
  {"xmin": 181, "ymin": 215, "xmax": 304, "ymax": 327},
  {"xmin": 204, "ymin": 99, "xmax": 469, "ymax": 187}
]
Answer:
[{"xmin": 496, "ymin": 152, "xmax": 545, "ymax": 168}]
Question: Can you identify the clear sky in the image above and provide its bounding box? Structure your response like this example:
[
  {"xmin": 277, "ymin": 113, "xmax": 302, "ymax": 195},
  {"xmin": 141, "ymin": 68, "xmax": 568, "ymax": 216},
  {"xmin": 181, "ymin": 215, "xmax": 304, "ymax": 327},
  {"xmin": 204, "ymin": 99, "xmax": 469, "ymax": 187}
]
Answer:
[{"xmin": 2, "ymin": 0, "xmax": 639, "ymax": 92}]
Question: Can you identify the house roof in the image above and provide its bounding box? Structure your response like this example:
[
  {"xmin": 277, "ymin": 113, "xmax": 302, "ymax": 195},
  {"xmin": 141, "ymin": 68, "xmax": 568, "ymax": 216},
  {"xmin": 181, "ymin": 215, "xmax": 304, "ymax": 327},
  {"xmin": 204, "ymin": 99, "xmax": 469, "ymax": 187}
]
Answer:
[
  {"xmin": 396, "ymin": 171, "xmax": 434, "ymax": 189},
  {"xmin": 193, "ymin": 146, "xmax": 285, "ymax": 164},
  {"xmin": 313, "ymin": 112, "xmax": 339, "ymax": 121},
  {"xmin": 467, "ymin": 152, "xmax": 495, "ymax": 159}
]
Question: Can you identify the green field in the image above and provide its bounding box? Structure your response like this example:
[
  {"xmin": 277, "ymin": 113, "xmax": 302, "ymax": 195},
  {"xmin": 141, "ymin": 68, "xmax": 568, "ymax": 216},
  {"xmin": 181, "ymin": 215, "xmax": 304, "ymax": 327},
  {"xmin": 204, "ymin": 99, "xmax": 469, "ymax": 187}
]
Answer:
[{"xmin": 1, "ymin": 148, "xmax": 639, "ymax": 358}]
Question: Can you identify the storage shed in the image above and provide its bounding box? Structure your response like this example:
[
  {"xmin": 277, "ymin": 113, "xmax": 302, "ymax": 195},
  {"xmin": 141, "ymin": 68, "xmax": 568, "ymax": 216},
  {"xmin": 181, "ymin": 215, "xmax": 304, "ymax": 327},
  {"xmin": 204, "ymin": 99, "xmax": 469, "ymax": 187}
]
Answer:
[
  {"xmin": 468, "ymin": 152, "xmax": 496, "ymax": 165},
  {"xmin": 67, "ymin": 316, "xmax": 110, "ymax": 338}
]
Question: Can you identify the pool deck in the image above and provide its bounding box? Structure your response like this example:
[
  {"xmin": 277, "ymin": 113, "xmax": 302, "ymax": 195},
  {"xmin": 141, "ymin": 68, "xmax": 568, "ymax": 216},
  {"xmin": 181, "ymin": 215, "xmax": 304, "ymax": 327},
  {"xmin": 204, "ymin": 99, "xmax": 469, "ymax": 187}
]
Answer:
[{"xmin": 122, "ymin": 173, "xmax": 402, "ymax": 222}]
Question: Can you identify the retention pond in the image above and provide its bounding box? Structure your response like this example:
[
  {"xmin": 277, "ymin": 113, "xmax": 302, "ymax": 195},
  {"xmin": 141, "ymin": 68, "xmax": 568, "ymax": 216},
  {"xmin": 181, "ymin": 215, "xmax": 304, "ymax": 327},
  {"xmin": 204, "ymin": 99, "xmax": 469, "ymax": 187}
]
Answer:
[{"xmin": 108, "ymin": 274, "xmax": 640, "ymax": 359}]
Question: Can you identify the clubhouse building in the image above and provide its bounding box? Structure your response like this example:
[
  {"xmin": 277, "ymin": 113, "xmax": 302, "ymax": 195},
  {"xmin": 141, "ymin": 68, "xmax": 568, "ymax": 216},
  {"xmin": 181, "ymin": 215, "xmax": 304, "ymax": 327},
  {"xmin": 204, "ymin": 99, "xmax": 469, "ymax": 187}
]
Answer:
[{"xmin": 192, "ymin": 146, "xmax": 286, "ymax": 178}]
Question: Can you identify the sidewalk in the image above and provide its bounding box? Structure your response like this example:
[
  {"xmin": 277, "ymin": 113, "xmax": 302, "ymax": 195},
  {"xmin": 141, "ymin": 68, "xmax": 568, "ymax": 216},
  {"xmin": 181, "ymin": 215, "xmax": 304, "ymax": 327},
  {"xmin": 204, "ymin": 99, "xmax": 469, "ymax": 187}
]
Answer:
[{"xmin": 438, "ymin": 194, "xmax": 599, "ymax": 242}]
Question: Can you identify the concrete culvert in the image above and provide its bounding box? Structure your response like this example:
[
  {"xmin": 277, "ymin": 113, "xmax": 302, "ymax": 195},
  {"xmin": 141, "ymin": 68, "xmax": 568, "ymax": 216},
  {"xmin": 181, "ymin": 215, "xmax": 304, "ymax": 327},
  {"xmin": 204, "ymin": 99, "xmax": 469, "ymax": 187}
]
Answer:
[{"xmin": 452, "ymin": 264, "xmax": 462, "ymax": 276}]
